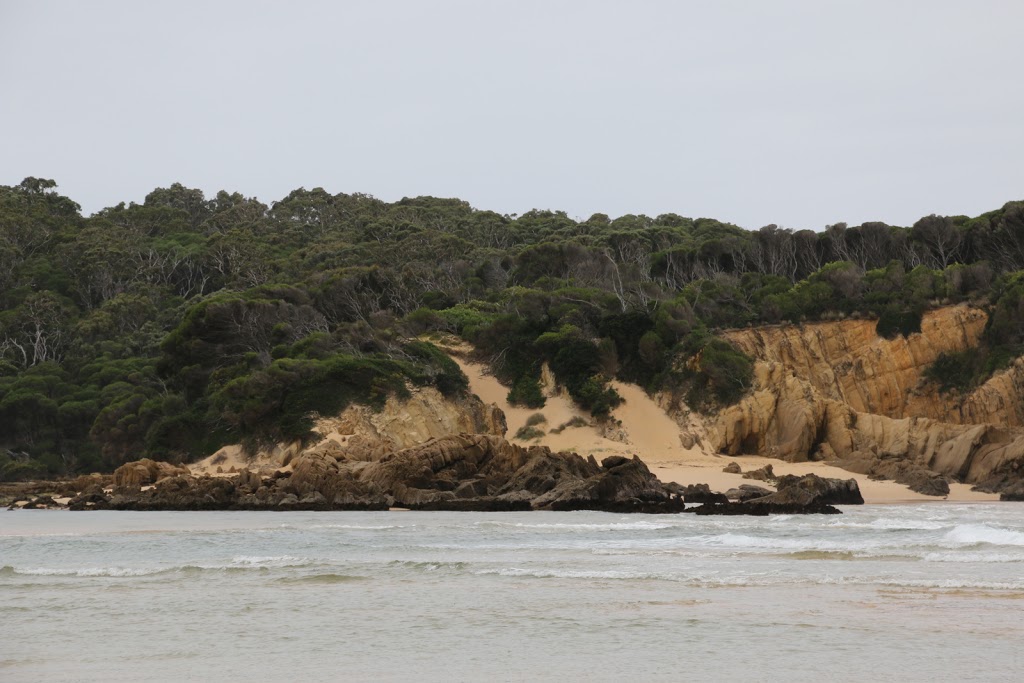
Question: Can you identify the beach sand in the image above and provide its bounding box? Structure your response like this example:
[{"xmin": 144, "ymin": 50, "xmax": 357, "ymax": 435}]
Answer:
[{"xmin": 451, "ymin": 354, "xmax": 998, "ymax": 504}]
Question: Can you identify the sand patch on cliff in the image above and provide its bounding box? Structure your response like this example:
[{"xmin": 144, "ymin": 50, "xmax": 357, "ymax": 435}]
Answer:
[
  {"xmin": 190, "ymin": 444, "xmax": 295, "ymax": 477},
  {"xmin": 450, "ymin": 352, "xmax": 998, "ymax": 504}
]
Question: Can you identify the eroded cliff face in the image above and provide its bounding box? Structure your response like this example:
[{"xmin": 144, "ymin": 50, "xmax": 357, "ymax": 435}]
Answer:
[
  {"xmin": 700, "ymin": 309, "xmax": 1024, "ymax": 492},
  {"xmin": 195, "ymin": 387, "xmax": 506, "ymax": 473},
  {"xmin": 312, "ymin": 387, "xmax": 506, "ymax": 460}
]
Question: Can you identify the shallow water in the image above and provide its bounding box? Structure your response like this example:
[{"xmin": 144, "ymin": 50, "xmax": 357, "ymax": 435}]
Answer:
[{"xmin": 2, "ymin": 505, "xmax": 1023, "ymax": 682}]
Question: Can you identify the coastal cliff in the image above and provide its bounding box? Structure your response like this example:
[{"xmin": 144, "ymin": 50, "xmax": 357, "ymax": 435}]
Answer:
[{"xmin": 699, "ymin": 306, "xmax": 1024, "ymax": 494}]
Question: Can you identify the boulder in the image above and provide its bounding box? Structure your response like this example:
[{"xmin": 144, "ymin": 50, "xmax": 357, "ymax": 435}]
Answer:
[
  {"xmin": 722, "ymin": 462, "xmax": 742, "ymax": 474},
  {"xmin": 601, "ymin": 455, "xmax": 630, "ymax": 469},
  {"xmin": 725, "ymin": 484, "xmax": 772, "ymax": 502},
  {"xmin": 748, "ymin": 473, "xmax": 863, "ymax": 506},
  {"xmin": 112, "ymin": 459, "xmax": 189, "ymax": 490},
  {"xmin": 742, "ymin": 464, "xmax": 776, "ymax": 482},
  {"xmin": 680, "ymin": 483, "xmax": 728, "ymax": 505}
]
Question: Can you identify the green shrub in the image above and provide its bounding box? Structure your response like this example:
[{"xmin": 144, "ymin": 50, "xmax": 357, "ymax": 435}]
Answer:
[
  {"xmin": 876, "ymin": 307, "xmax": 922, "ymax": 339},
  {"xmin": 524, "ymin": 412, "xmax": 547, "ymax": 427},
  {"xmin": 923, "ymin": 350, "xmax": 976, "ymax": 393},
  {"xmin": 514, "ymin": 425, "xmax": 546, "ymax": 440},
  {"xmin": 508, "ymin": 375, "xmax": 545, "ymax": 408}
]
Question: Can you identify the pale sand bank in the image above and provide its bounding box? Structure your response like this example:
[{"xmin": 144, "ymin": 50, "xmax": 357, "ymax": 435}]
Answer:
[{"xmin": 451, "ymin": 353, "xmax": 998, "ymax": 504}]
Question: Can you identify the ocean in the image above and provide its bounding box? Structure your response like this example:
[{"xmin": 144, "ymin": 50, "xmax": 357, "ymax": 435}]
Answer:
[{"xmin": 2, "ymin": 505, "xmax": 1022, "ymax": 682}]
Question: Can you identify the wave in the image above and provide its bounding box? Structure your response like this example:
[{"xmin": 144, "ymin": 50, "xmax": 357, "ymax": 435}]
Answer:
[
  {"xmin": 944, "ymin": 524, "xmax": 1024, "ymax": 547},
  {"xmin": 474, "ymin": 565, "xmax": 1024, "ymax": 590},
  {"xmin": 306, "ymin": 524, "xmax": 408, "ymax": 530},
  {"xmin": 785, "ymin": 550, "xmax": 857, "ymax": 560},
  {"xmin": 278, "ymin": 573, "xmax": 368, "ymax": 584},
  {"xmin": 478, "ymin": 521, "xmax": 677, "ymax": 532},
  {"xmin": 825, "ymin": 518, "xmax": 947, "ymax": 531},
  {"xmin": 922, "ymin": 551, "xmax": 1024, "ymax": 563},
  {"xmin": 0, "ymin": 564, "xmax": 168, "ymax": 577},
  {"xmin": 229, "ymin": 555, "xmax": 312, "ymax": 568}
]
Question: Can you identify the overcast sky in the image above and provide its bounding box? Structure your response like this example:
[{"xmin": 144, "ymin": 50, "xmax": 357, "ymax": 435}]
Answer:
[{"xmin": 2, "ymin": 1, "xmax": 1022, "ymax": 230}]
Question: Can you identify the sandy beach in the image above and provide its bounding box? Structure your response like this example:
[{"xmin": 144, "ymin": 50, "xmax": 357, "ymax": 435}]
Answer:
[{"xmin": 450, "ymin": 353, "xmax": 998, "ymax": 504}]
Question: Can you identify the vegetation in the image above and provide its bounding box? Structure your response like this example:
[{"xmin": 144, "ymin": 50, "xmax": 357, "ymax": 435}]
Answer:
[{"xmin": 1, "ymin": 176, "xmax": 1022, "ymax": 477}]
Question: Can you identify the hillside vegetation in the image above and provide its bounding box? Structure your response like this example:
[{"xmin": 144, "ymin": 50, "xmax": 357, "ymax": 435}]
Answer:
[{"xmin": 2, "ymin": 177, "xmax": 1023, "ymax": 479}]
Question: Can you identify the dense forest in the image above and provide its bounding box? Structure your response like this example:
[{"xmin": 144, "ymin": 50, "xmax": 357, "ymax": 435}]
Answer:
[{"xmin": 2, "ymin": 177, "xmax": 1023, "ymax": 479}]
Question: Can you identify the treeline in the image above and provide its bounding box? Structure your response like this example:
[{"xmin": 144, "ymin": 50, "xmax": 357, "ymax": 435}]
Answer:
[{"xmin": 1, "ymin": 177, "xmax": 1022, "ymax": 478}]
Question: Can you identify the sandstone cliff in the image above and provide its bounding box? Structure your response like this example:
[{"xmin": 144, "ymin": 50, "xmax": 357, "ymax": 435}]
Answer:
[
  {"xmin": 699, "ymin": 308, "xmax": 1024, "ymax": 494},
  {"xmin": 193, "ymin": 386, "xmax": 506, "ymax": 474}
]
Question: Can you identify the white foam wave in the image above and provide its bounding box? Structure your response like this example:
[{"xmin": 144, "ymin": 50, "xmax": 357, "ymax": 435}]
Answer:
[
  {"xmin": 475, "ymin": 566, "xmax": 1024, "ymax": 590},
  {"xmin": 944, "ymin": 524, "xmax": 1024, "ymax": 547},
  {"xmin": 3, "ymin": 565, "xmax": 166, "ymax": 577},
  {"xmin": 923, "ymin": 551, "xmax": 1024, "ymax": 563},
  {"xmin": 229, "ymin": 555, "xmax": 312, "ymax": 568},
  {"xmin": 481, "ymin": 522, "xmax": 676, "ymax": 531},
  {"xmin": 307, "ymin": 524, "xmax": 407, "ymax": 530},
  {"xmin": 827, "ymin": 518, "xmax": 946, "ymax": 531}
]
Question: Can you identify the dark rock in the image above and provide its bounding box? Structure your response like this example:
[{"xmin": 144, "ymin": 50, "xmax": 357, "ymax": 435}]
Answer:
[
  {"xmin": 601, "ymin": 455, "xmax": 630, "ymax": 469},
  {"xmin": 68, "ymin": 491, "xmax": 110, "ymax": 510},
  {"xmin": 454, "ymin": 479, "xmax": 488, "ymax": 499},
  {"xmin": 680, "ymin": 483, "xmax": 728, "ymax": 504},
  {"xmin": 688, "ymin": 501, "xmax": 842, "ymax": 516},
  {"xmin": 749, "ymin": 473, "xmax": 863, "ymax": 506},
  {"xmin": 722, "ymin": 462, "xmax": 742, "ymax": 474},
  {"xmin": 22, "ymin": 496, "xmax": 58, "ymax": 509},
  {"xmin": 999, "ymin": 483, "xmax": 1024, "ymax": 501},
  {"xmin": 742, "ymin": 464, "xmax": 776, "ymax": 482},
  {"xmin": 725, "ymin": 484, "xmax": 772, "ymax": 502}
]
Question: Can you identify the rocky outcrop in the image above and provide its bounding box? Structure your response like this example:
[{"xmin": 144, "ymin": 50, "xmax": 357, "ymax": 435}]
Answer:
[
  {"xmin": 53, "ymin": 436, "xmax": 704, "ymax": 512},
  {"xmin": 723, "ymin": 306, "xmax": 989, "ymax": 421},
  {"xmin": 749, "ymin": 473, "xmax": 864, "ymax": 506},
  {"xmin": 725, "ymin": 484, "xmax": 773, "ymax": 502},
  {"xmin": 723, "ymin": 306, "xmax": 1024, "ymax": 430},
  {"xmin": 311, "ymin": 387, "xmax": 506, "ymax": 461},
  {"xmin": 687, "ymin": 474, "xmax": 861, "ymax": 515},
  {"xmin": 112, "ymin": 459, "xmax": 190, "ymax": 490},
  {"xmin": 693, "ymin": 341, "xmax": 1024, "ymax": 495}
]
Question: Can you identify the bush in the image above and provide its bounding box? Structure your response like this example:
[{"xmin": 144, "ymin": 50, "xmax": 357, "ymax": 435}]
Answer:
[
  {"xmin": 508, "ymin": 375, "xmax": 545, "ymax": 408},
  {"xmin": 524, "ymin": 412, "xmax": 547, "ymax": 427},
  {"xmin": 923, "ymin": 350, "xmax": 975, "ymax": 393},
  {"xmin": 514, "ymin": 425, "xmax": 545, "ymax": 440},
  {"xmin": 876, "ymin": 307, "xmax": 922, "ymax": 339},
  {"xmin": 549, "ymin": 416, "xmax": 589, "ymax": 433}
]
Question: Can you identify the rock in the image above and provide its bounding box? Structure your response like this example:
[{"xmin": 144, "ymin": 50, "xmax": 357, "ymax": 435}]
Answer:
[
  {"xmin": 235, "ymin": 469, "xmax": 262, "ymax": 492},
  {"xmin": 1000, "ymin": 483, "xmax": 1024, "ymax": 501},
  {"xmin": 601, "ymin": 455, "xmax": 630, "ymax": 469},
  {"xmin": 722, "ymin": 462, "xmax": 742, "ymax": 474},
  {"xmin": 689, "ymin": 501, "xmax": 842, "ymax": 516},
  {"xmin": 742, "ymin": 464, "xmax": 776, "ymax": 482},
  {"xmin": 454, "ymin": 479, "xmax": 488, "ymax": 499},
  {"xmin": 748, "ymin": 474, "xmax": 863, "ymax": 506},
  {"xmin": 68, "ymin": 491, "xmax": 110, "ymax": 510},
  {"xmin": 699, "ymin": 306, "xmax": 1024, "ymax": 494},
  {"xmin": 112, "ymin": 459, "xmax": 190, "ymax": 490},
  {"xmin": 680, "ymin": 483, "xmax": 728, "ymax": 505},
  {"xmin": 299, "ymin": 491, "xmax": 327, "ymax": 506},
  {"xmin": 724, "ymin": 484, "xmax": 772, "ymax": 502},
  {"xmin": 21, "ymin": 495, "xmax": 57, "ymax": 509}
]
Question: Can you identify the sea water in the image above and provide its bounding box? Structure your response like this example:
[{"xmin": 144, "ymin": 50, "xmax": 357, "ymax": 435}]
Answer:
[{"xmin": 2, "ymin": 505, "xmax": 1023, "ymax": 682}]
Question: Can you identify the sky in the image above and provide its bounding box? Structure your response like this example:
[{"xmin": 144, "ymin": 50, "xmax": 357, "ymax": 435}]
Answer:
[{"xmin": 1, "ymin": 0, "xmax": 1022, "ymax": 230}]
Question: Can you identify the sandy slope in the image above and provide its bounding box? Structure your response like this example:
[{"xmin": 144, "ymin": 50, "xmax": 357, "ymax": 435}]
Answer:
[{"xmin": 451, "ymin": 354, "xmax": 997, "ymax": 504}]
